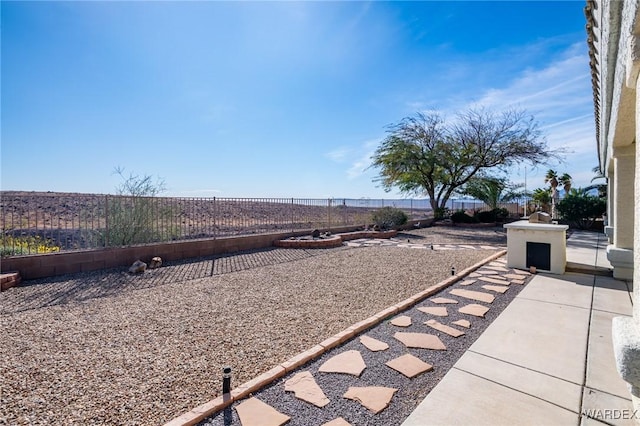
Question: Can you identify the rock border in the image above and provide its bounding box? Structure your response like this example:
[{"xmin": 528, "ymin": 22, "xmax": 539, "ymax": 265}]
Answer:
[
  {"xmin": 163, "ymin": 248, "xmax": 507, "ymax": 426},
  {"xmin": 273, "ymin": 230, "xmax": 399, "ymax": 249}
]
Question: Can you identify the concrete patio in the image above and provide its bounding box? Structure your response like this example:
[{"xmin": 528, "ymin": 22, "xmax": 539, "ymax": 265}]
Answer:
[{"xmin": 402, "ymin": 230, "xmax": 636, "ymax": 425}]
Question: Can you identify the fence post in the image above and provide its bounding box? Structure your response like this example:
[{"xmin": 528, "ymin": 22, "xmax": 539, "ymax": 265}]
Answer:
[
  {"xmin": 104, "ymin": 195, "xmax": 110, "ymax": 248},
  {"xmin": 213, "ymin": 197, "xmax": 217, "ymax": 240},
  {"xmin": 291, "ymin": 198, "xmax": 294, "ymax": 233},
  {"xmin": 328, "ymin": 198, "xmax": 332, "ymax": 230}
]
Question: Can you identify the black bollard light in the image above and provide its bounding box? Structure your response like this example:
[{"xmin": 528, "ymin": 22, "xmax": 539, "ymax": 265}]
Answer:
[
  {"xmin": 222, "ymin": 366, "xmax": 232, "ymax": 394},
  {"xmin": 451, "ymin": 266, "xmax": 456, "ymax": 276}
]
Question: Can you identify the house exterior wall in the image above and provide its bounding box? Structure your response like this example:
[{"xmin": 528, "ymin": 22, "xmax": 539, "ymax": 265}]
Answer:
[{"xmin": 590, "ymin": 0, "xmax": 640, "ymax": 413}]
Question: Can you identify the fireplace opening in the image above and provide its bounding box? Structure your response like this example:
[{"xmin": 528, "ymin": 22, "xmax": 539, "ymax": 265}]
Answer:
[{"xmin": 526, "ymin": 242, "xmax": 551, "ymax": 271}]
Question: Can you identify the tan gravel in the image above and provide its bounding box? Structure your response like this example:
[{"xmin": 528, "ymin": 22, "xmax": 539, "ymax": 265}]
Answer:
[{"xmin": 0, "ymin": 229, "xmax": 503, "ymax": 425}]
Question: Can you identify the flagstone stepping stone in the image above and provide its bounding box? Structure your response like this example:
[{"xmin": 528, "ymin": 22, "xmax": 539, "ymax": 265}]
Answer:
[
  {"xmin": 459, "ymin": 279, "xmax": 476, "ymax": 286},
  {"xmin": 458, "ymin": 245, "xmax": 476, "ymax": 249},
  {"xmin": 284, "ymin": 371, "xmax": 329, "ymax": 407},
  {"xmin": 430, "ymin": 297, "xmax": 458, "ymax": 304},
  {"xmin": 393, "ymin": 332, "xmax": 446, "ymax": 350},
  {"xmin": 390, "ymin": 315, "xmax": 412, "ymax": 327},
  {"xmin": 504, "ymin": 274, "xmax": 527, "ymax": 280},
  {"xmin": 319, "ymin": 350, "xmax": 366, "ymax": 376},
  {"xmin": 513, "ymin": 269, "xmax": 531, "ymax": 275},
  {"xmin": 482, "ymin": 284, "xmax": 509, "ymax": 294},
  {"xmin": 480, "ymin": 245, "xmax": 497, "ymax": 249},
  {"xmin": 489, "ymin": 261, "xmax": 506, "ymax": 266},
  {"xmin": 450, "ymin": 289, "xmax": 495, "ymax": 304},
  {"xmin": 385, "ymin": 353, "xmax": 433, "ymax": 378},
  {"xmin": 477, "ymin": 269, "xmax": 500, "ymax": 275},
  {"xmin": 417, "ymin": 306, "xmax": 448, "ymax": 316},
  {"xmin": 511, "ymin": 279, "xmax": 526, "ymax": 285},
  {"xmin": 459, "ymin": 303, "xmax": 490, "ymax": 318},
  {"xmin": 469, "ymin": 272, "xmax": 482, "ymax": 277},
  {"xmin": 360, "ymin": 335, "xmax": 389, "ymax": 352},
  {"xmin": 235, "ymin": 397, "xmax": 290, "ymax": 426},
  {"xmin": 484, "ymin": 265, "xmax": 510, "ymax": 272},
  {"xmin": 477, "ymin": 276, "xmax": 509, "ymax": 285},
  {"xmin": 452, "ymin": 319, "xmax": 471, "ymax": 328},
  {"xmin": 425, "ymin": 319, "xmax": 465, "ymax": 337},
  {"xmin": 322, "ymin": 418, "xmax": 352, "ymax": 426},
  {"xmin": 343, "ymin": 386, "xmax": 398, "ymax": 414}
]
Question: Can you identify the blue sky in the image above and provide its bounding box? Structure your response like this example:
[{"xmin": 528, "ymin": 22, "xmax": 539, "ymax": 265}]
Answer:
[{"xmin": 1, "ymin": 1, "xmax": 597, "ymax": 199}]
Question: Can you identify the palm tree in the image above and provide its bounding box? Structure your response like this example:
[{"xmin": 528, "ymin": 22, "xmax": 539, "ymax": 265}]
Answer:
[
  {"xmin": 531, "ymin": 188, "xmax": 551, "ymax": 213},
  {"xmin": 544, "ymin": 169, "xmax": 559, "ymax": 193},
  {"xmin": 558, "ymin": 173, "xmax": 572, "ymax": 195}
]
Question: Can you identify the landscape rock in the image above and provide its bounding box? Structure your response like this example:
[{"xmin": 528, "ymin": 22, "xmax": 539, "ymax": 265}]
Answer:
[
  {"xmin": 128, "ymin": 260, "xmax": 147, "ymax": 274},
  {"xmin": 148, "ymin": 257, "xmax": 162, "ymax": 269}
]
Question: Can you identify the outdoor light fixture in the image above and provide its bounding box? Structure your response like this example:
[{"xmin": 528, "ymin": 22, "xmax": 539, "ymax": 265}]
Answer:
[
  {"xmin": 451, "ymin": 266, "xmax": 456, "ymax": 276},
  {"xmin": 223, "ymin": 366, "xmax": 232, "ymax": 394},
  {"xmin": 430, "ymin": 244, "xmax": 434, "ymax": 250}
]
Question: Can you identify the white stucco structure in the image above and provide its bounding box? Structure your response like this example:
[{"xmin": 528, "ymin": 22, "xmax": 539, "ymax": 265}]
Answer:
[
  {"xmin": 504, "ymin": 221, "xmax": 569, "ymax": 274},
  {"xmin": 588, "ymin": 0, "xmax": 639, "ymax": 412}
]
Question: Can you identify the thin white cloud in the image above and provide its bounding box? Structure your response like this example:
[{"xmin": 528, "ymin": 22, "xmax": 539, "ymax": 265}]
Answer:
[
  {"xmin": 347, "ymin": 139, "xmax": 379, "ymax": 179},
  {"xmin": 325, "ymin": 147, "xmax": 352, "ymax": 162}
]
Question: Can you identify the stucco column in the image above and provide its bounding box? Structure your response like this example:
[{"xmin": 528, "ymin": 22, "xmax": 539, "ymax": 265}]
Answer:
[
  {"xmin": 607, "ymin": 144, "xmax": 635, "ymax": 279},
  {"xmin": 605, "ymin": 169, "xmax": 615, "ymax": 242}
]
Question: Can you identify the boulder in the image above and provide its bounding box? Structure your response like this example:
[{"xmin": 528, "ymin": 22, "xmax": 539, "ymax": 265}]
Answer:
[
  {"xmin": 528, "ymin": 211, "xmax": 552, "ymax": 224},
  {"xmin": 148, "ymin": 257, "xmax": 162, "ymax": 269},
  {"xmin": 311, "ymin": 229, "xmax": 321, "ymax": 238},
  {"xmin": 129, "ymin": 260, "xmax": 147, "ymax": 274}
]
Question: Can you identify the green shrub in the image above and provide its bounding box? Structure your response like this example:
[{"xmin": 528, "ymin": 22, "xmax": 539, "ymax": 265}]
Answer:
[
  {"xmin": 492, "ymin": 207, "xmax": 510, "ymax": 221},
  {"xmin": 557, "ymin": 192, "xmax": 606, "ymax": 229},
  {"xmin": 476, "ymin": 210, "xmax": 496, "ymax": 223},
  {"xmin": 371, "ymin": 207, "xmax": 408, "ymax": 230},
  {"xmin": 451, "ymin": 210, "xmax": 478, "ymax": 224}
]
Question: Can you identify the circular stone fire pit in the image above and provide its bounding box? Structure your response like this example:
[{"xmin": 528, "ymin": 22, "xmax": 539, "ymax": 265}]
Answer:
[
  {"xmin": 274, "ymin": 234, "xmax": 343, "ymax": 249},
  {"xmin": 274, "ymin": 229, "xmax": 398, "ymax": 249}
]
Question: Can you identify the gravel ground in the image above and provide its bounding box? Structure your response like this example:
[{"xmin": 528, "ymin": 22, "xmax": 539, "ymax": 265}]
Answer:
[{"xmin": 0, "ymin": 226, "xmax": 506, "ymax": 425}]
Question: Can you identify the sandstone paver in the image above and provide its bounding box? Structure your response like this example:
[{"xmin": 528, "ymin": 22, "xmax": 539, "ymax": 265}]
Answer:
[
  {"xmin": 459, "ymin": 303, "xmax": 490, "ymax": 317},
  {"xmin": 459, "ymin": 279, "xmax": 476, "ymax": 286},
  {"xmin": 505, "ymin": 274, "xmax": 528, "ymax": 280},
  {"xmin": 425, "ymin": 319, "xmax": 465, "ymax": 337},
  {"xmin": 513, "ymin": 269, "xmax": 531, "ymax": 275},
  {"xmin": 477, "ymin": 276, "xmax": 510, "ymax": 285},
  {"xmin": 343, "ymin": 386, "xmax": 398, "ymax": 414},
  {"xmin": 469, "ymin": 272, "xmax": 482, "ymax": 278},
  {"xmin": 482, "ymin": 284, "xmax": 509, "ymax": 294},
  {"xmin": 511, "ymin": 279, "xmax": 526, "ymax": 285},
  {"xmin": 390, "ymin": 315, "xmax": 412, "ymax": 327},
  {"xmin": 393, "ymin": 332, "xmax": 446, "ymax": 350},
  {"xmin": 477, "ymin": 269, "xmax": 500, "ymax": 275},
  {"xmin": 359, "ymin": 335, "xmax": 389, "ymax": 352},
  {"xmin": 484, "ymin": 266, "xmax": 509, "ymax": 272},
  {"xmin": 450, "ymin": 289, "xmax": 495, "ymax": 304},
  {"xmin": 385, "ymin": 354, "xmax": 433, "ymax": 378},
  {"xmin": 452, "ymin": 319, "xmax": 471, "ymax": 328},
  {"xmin": 319, "ymin": 350, "xmax": 366, "ymax": 377},
  {"xmin": 284, "ymin": 371, "xmax": 329, "ymax": 407},
  {"xmin": 429, "ymin": 297, "xmax": 458, "ymax": 304},
  {"xmin": 417, "ymin": 306, "xmax": 448, "ymax": 317},
  {"xmin": 235, "ymin": 397, "xmax": 291, "ymax": 426}
]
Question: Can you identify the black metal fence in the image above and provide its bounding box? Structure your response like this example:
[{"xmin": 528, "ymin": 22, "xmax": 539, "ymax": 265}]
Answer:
[{"xmin": 1, "ymin": 193, "xmax": 435, "ymax": 256}]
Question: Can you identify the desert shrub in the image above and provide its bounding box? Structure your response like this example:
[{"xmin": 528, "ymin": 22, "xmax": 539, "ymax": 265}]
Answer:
[
  {"xmin": 451, "ymin": 210, "xmax": 477, "ymax": 224},
  {"xmin": 1, "ymin": 235, "xmax": 60, "ymax": 257},
  {"xmin": 371, "ymin": 207, "xmax": 408, "ymax": 230},
  {"xmin": 557, "ymin": 192, "xmax": 606, "ymax": 229},
  {"xmin": 476, "ymin": 210, "xmax": 496, "ymax": 223},
  {"xmin": 492, "ymin": 207, "xmax": 510, "ymax": 221}
]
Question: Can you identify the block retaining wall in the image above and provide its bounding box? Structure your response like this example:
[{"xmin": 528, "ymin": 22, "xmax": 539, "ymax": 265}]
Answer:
[{"xmin": 1, "ymin": 220, "xmax": 428, "ymax": 281}]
